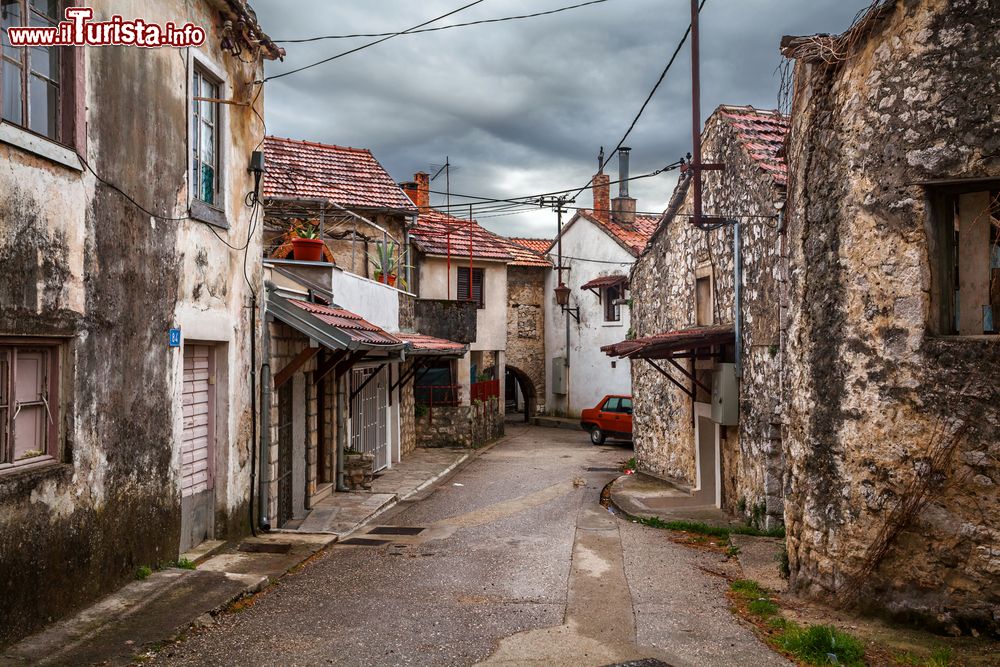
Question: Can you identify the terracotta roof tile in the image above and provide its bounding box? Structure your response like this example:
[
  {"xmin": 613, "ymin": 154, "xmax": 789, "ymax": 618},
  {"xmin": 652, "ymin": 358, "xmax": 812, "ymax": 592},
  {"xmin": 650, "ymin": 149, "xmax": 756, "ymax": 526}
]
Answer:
[
  {"xmin": 409, "ymin": 209, "xmax": 514, "ymax": 262},
  {"xmin": 717, "ymin": 107, "xmax": 790, "ymax": 186},
  {"xmin": 509, "ymin": 238, "xmax": 553, "ymax": 255},
  {"xmin": 395, "ymin": 333, "xmax": 467, "ymax": 355},
  {"xmin": 578, "ymin": 211, "xmax": 660, "ymax": 256},
  {"xmin": 262, "ymin": 136, "xmax": 417, "ymax": 213},
  {"xmin": 502, "ymin": 237, "xmax": 552, "ymax": 267},
  {"xmin": 581, "ymin": 274, "xmax": 628, "ymax": 290},
  {"xmin": 287, "ymin": 300, "xmax": 403, "ymax": 346}
]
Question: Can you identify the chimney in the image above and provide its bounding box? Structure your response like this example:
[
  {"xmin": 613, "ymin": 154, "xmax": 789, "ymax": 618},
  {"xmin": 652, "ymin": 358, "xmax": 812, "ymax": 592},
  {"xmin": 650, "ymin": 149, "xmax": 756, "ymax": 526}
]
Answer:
[
  {"xmin": 611, "ymin": 147, "xmax": 636, "ymax": 226},
  {"xmin": 401, "ymin": 171, "xmax": 430, "ymax": 210},
  {"xmin": 592, "ymin": 157, "xmax": 611, "ymax": 225}
]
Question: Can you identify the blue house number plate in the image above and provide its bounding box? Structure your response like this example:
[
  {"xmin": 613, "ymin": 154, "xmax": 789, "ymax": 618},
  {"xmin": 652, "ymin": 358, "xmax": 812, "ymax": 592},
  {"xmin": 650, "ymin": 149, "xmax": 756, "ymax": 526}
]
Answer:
[{"xmin": 169, "ymin": 328, "xmax": 182, "ymax": 347}]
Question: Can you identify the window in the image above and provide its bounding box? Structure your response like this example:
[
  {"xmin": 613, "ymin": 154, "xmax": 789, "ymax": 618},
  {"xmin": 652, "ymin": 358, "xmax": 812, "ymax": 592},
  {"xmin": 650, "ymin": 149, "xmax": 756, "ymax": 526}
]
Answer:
[
  {"xmin": 604, "ymin": 284, "xmax": 622, "ymax": 322},
  {"xmin": 0, "ymin": 342, "xmax": 60, "ymax": 470},
  {"xmin": 602, "ymin": 396, "xmax": 620, "ymax": 412},
  {"xmin": 927, "ymin": 184, "xmax": 1000, "ymax": 335},
  {"xmin": 1, "ymin": 0, "xmax": 62, "ymax": 140},
  {"xmin": 695, "ymin": 273, "xmax": 713, "ymax": 326},
  {"xmin": 457, "ymin": 267, "xmax": 484, "ymax": 308},
  {"xmin": 191, "ymin": 67, "xmax": 220, "ymax": 206},
  {"xmin": 619, "ymin": 397, "xmax": 633, "ymax": 414}
]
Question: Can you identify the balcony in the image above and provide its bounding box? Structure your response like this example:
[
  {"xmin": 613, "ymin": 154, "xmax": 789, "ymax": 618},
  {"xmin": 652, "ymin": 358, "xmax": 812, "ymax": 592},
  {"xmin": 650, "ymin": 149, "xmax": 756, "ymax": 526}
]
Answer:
[{"xmin": 413, "ymin": 299, "xmax": 478, "ymax": 344}]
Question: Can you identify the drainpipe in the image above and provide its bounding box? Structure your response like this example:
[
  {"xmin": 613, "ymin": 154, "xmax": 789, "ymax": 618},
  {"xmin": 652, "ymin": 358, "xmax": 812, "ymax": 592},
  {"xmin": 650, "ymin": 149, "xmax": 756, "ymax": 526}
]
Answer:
[
  {"xmin": 336, "ymin": 372, "xmax": 349, "ymax": 491},
  {"xmin": 248, "ymin": 292, "xmax": 258, "ymax": 537},
  {"xmin": 733, "ymin": 222, "xmax": 743, "ymax": 380},
  {"xmin": 258, "ymin": 284, "xmax": 273, "ymax": 531}
]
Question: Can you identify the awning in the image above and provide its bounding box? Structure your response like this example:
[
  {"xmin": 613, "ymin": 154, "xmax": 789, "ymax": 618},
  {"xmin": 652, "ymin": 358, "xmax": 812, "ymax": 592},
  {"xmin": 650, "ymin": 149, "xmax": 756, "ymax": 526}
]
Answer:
[
  {"xmin": 267, "ymin": 288, "xmax": 406, "ymax": 354},
  {"xmin": 603, "ymin": 324, "xmax": 734, "ymax": 359},
  {"xmin": 581, "ymin": 274, "xmax": 628, "ymax": 291},
  {"xmin": 394, "ymin": 333, "xmax": 468, "ymax": 358}
]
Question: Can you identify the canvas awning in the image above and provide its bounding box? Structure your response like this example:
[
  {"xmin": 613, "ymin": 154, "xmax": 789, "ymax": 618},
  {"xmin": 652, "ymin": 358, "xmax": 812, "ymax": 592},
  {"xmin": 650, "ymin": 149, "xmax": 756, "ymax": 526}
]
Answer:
[{"xmin": 603, "ymin": 324, "xmax": 734, "ymax": 360}]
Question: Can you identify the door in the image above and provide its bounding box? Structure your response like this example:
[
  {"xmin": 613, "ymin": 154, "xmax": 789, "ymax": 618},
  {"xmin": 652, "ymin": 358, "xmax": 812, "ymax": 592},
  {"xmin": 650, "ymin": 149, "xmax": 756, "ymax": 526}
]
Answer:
[
  {"xmin": 600, "ymin": 396, "xmax": 625, "ymax": 436},
  {"xmin": 618, "ymin": 397, "xmax": 633, "ymax": 437},
  {"xmin": 276, "ymin": 381, "xmax": 294, "ymax": 526},
  {"xmin": 181, "ymin": 345, "xmax": 215, "ymax": 552},
  {"xmin": 350, "ymin": 367, "xmax": 389, "ymax": 471},
  {"xmin": 694, "ymin": 402, "xmax": 721, "ymax": 508}
]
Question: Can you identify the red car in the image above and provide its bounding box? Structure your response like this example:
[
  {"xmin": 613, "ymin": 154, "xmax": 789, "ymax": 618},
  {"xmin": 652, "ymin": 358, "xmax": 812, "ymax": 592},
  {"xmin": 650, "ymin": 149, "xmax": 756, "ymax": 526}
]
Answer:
[{"xmin": 580, "ymin": 395, "xmax": 633, "ymax": 445}]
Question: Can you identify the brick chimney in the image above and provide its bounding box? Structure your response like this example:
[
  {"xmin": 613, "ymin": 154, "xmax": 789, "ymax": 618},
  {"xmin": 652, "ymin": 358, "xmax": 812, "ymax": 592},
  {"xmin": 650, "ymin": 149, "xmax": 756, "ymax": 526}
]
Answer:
[
  {"xmin": 592, "ymin": 172, "xmax": 611, "ymax": 224},
  {"xmin": 401, "ymin": 171, "xmax": 430, "ymax": 210},
  {"xmin": 611, "ymin": 147, "xmax": 636, "ymax": 227}
]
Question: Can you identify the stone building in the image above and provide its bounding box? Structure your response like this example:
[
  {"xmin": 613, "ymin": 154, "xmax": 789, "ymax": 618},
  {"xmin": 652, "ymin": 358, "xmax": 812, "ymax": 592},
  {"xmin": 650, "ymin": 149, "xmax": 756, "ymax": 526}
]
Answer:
[
  {"xmin": 545, "ymin": 150, "xmax": 659, "ymax": 417},
  {"xmin": 0, "ymin": 0, "xmax": 281, "ymax": 646},
  {"xmin": 502, "ymin": 237, "xmax": 551, "ymax": 420},
  {"xmin": 606, "ymin": 106, "xmax": 789, "ymax": 525},
  {"xmin": 780, "ymin": 0, "xmax": 1000, "ymax": 633}
]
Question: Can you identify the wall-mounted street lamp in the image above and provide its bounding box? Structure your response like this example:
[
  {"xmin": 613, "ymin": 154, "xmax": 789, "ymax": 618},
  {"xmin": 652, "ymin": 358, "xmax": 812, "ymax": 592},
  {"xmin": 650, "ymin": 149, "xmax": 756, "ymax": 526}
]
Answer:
[{"xmin": 554, "ymin": 282, "xmax": 580, "ymax": 323}]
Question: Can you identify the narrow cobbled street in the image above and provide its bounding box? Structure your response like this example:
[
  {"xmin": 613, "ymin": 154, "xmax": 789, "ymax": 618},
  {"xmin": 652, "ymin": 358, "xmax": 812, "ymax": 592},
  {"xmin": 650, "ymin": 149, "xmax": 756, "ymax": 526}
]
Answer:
[{"xmin": 151, "ymin": 424, "xmax": 785, "ymax": 667}]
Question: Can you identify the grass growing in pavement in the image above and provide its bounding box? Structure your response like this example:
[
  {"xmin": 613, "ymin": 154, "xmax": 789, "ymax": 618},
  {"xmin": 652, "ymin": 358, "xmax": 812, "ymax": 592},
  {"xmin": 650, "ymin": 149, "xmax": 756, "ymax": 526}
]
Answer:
[
  {"xmin": 135, "ymin": 565, "xmax": 152, "ymax": 580},
  {"xmin": 729, "ymin": 579, "xmax": 866, "ymax": 666},
  {"xmin": 896, "ymin": 647, "xmax": 954, "ymax": 666},
  {"xmin": 174, "ymin": 558, "xmax": 196, "ymax": 570},
  {"xmin": 638, "ymin": 516, "xmax": 786, "ymax": 539}
]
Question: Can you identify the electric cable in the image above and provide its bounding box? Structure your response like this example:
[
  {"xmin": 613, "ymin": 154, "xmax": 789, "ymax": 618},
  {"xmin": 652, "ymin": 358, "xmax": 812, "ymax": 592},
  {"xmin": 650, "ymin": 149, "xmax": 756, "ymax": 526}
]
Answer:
[
  {"xmin": 261, "ymin": 0, "xmax": 488, "ymax": 83},
  {"xmin": 274, "ymin": 0, "xmax": 610, "ymax": 43}
]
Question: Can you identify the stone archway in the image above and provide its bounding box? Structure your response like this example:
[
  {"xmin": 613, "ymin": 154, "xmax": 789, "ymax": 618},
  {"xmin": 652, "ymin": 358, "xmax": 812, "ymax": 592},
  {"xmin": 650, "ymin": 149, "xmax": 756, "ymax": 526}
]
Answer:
[{"xmin": 504, "ymin": 365, "xmax": 538, "ymax": 423}]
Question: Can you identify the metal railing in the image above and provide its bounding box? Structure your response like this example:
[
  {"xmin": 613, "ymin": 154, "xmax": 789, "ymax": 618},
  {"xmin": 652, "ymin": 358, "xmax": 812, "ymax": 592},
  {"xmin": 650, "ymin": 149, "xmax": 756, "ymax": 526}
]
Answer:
[{"xmin": 470, "ymin": 379, "xmax": 500, "ymax": 403}]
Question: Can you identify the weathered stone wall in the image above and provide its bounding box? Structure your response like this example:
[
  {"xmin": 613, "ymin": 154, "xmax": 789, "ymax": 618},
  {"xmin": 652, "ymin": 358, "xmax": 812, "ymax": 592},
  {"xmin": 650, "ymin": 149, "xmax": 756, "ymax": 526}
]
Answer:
[
  {"xmin": 413, "ymin": 298, "xmax": 478, "ymax": 344},
  {"xmin": 472, "ymin": 397, "xmax": 505, "ymax": 447},
  {"xmin": 630, "ymin": 109, "xmax": 784, "ymax": 521},
  {"xmin": 399, "ymin": 360, "xmax": 417, "ymax": 456},
  {"xmin": 505, "ymin": 266, "xmax": 546, "ymax": 414},
  {"xmin": 416, "ymin": 406, "xmax": 473, "ymax": 448},
  {"xmin": 783, "ymin": 0, "xmax": 1000, "ymax": 633},
  {"xmin": 0, "ymin": 0, "xmax": 265, "ymax": 646}
]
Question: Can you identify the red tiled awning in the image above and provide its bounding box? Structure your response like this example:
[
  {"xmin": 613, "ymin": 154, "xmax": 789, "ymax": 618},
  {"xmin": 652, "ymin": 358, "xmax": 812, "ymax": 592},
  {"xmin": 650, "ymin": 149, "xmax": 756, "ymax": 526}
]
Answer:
[
  {"xmin": 287, "ymin": 300, "xmax": 404, "ymax": 347},
  {"xmin": 394, "ymin": 333, "xmax": 468, "ymax": 357},
  {"xmin": 581, "ymin": 274, "xmax": 628, "ymax": 291},
  {"xmin": 603, "ymin": 324, "xmax": 734, "ymax": 359}
]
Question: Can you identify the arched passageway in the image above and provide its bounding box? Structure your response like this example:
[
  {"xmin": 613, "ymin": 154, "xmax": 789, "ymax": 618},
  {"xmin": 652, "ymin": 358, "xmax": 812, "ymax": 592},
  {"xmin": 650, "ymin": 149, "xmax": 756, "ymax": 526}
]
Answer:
[{"xmin": 504, "ymin": 365, "xmax": 538, "ymax": 423}]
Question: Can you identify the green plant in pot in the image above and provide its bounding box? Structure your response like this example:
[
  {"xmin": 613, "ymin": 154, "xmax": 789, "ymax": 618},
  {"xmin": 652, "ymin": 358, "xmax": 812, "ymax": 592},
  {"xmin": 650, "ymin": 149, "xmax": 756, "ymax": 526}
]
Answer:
[
  {"xmin": 291, "ymin": 222, "xmax": 326, "ymax": 262},
  {"xmin": 369, "ymin": 241, "xmax": 402, "ymax": 287}
]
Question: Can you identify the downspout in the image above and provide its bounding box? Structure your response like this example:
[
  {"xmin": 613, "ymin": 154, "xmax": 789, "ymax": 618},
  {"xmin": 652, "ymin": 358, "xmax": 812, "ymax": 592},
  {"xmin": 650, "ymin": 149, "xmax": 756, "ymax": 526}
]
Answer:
[
  {"xmin": 336, "ymin": 372, "xmax": 349, "ymax": 491},
  {"xmin": 248, "ymin": 292, "xmax": 257, "ymax": 536},
  {"xmin": 733, "ymin": 221, "xmax": 743, "ymax": 379},
  {"xmin": 258, "ymin": 284, "xmax": 273, "ymax": 531}
]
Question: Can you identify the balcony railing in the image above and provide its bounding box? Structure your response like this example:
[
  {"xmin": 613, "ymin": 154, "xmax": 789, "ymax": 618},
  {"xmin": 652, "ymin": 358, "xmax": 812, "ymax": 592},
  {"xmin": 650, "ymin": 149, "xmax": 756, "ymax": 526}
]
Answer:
[
  {"xmin": 470, "ymin": 379, "xmax": 500, "ymax": 403},
  {"xmin": 415, "ymin": 384, "xmax": 461, "ymax": 408}
]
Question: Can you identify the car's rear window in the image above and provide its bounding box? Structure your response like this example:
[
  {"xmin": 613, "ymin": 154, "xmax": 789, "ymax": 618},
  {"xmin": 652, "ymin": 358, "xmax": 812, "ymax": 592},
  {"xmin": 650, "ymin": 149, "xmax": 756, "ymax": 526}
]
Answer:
[{"xmin": 620, "ymin": 398, "xmax": 632, "ymax": 413}]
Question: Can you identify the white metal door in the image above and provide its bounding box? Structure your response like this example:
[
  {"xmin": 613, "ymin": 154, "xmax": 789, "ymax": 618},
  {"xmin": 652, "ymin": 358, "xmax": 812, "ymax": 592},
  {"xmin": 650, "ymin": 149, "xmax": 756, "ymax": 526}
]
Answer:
[
  {"xmin": 182, "ymin": 346, "xmax": 214, "ymax": 497},
  {"xmin": 350, "ymin": 366, "xmax": 388, "ymax": 471}
]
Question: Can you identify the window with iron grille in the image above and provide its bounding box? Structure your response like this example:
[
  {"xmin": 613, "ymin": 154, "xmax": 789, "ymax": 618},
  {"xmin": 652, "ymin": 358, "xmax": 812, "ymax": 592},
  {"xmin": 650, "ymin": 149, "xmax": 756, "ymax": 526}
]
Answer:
[
  {"xmin": 191, "ymin": 66, "xmax": 221, "ymax": 206},
  {"xmin": 1, "ymin": 0, "xmax": 64, "ymax": 142},
  {"xmin": 457, "ymin": 267, "xmax": 485, "ymax": 308},
  {"xmin": 0, "ymin": 341, "xmax": 60, "ymax": 471}
]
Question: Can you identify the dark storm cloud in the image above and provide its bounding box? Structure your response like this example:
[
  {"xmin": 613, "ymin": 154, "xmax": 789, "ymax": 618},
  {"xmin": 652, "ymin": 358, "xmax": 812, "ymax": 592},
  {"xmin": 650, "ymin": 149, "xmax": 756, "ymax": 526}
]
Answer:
[{"xmin": 252, "ymin": 0, "xmax": 868, "ymax": 237}]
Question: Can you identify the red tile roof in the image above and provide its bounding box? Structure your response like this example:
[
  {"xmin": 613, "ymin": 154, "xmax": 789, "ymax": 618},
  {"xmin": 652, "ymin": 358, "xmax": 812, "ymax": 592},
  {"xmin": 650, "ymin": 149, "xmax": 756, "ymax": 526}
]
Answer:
[
  {"xmin": 287, "ymin": 300, "xmax": 403, "ymax": 346},
  {"xmin": 576, "ymin": 211, "xmax": 660, "ymax": 256},
  {"xmin": 581, "ymin": 274, "xmax": 628, "ymax": 290},
  {"xmin": 395, "ymin": 333, "xmax": 467, "ymax": 355},
  {"xmin": 502, "ymin": 237, "xmax": 552, "ymax": 267},
  {"xmin": 262, "ymin": 136, "xmax": 417, "ymax": 213},
  {"xmin": 603, "ymin": 324, "xmax": 735, "ymax": 359},
  {"xmin": 717, "ymin": 107, "xmax": 789, "ymax": 187},
  {"xmin": 409, "ymin": 209, "xmax": 514, "ymax": 262},
  {"xmin": 509, "ymin": 238, "xmax": 553, "ymax": 255}
]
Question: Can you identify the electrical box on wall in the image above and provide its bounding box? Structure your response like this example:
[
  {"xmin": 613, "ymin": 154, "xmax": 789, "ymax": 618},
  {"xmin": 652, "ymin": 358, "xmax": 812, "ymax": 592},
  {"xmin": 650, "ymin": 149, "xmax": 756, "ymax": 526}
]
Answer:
[
  {"xmin": 711, "ymin": 363, "xmax": 739, "ymax": 425},
  {"xmin": 552, "ymin": 357, "xmax": 567, "ymax": 395}
]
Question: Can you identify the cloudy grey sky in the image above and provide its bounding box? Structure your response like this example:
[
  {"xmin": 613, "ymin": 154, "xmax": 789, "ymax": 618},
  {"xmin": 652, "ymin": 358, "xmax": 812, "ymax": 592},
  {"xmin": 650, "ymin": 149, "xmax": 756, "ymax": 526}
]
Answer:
[{"xmin": 252, "ymin": 0, "xmax": 868, "ymax": 238}]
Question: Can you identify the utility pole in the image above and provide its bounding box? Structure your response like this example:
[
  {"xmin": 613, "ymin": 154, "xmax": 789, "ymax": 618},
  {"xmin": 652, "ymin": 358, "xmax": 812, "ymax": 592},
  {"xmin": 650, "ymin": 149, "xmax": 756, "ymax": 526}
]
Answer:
[{"xmin": 687, "ymin": 0, "xmax": 725, "ymax": 229}]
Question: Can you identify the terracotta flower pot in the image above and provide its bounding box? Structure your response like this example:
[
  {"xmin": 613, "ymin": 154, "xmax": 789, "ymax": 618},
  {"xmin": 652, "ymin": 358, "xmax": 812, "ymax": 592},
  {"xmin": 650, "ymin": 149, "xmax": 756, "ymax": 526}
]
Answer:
[
  {"xmin": 291, "ymin": 237, "xmax": 325, "ymax": 262},
  {"xmin": 374, "ymin": 272, "xmax": 397, "ymax": 287}
]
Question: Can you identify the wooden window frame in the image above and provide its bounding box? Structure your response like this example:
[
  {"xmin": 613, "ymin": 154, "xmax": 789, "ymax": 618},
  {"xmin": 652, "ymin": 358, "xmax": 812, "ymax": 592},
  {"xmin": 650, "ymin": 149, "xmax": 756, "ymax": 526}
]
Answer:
[
  {"xmin": 925, "ymin": 181, "xmax": 1000, "ymax": 336},
  {"xmin": 0, "ymin": 0, "xmax": 84, "ymax": 153},
  {"xmin": 0, "ymin": 339, "xmax": 62, "ymax": 474},
  {"xmin": 191, "ymin": 65, "xmax": 222, "ymax": 208},
  {"xmin": 604, "ymin": 284, "xmax": 622, "ymax": 322},
  {"xmin": 457, "ymin": 267, "xmax": 485, "ymax": 309}
]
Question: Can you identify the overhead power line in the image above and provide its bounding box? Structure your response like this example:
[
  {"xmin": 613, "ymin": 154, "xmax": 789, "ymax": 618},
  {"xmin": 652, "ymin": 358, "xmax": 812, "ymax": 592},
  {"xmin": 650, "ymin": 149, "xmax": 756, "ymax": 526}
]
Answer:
[
  {"xmin": 568, "ymin": 0, "xmax": 708, "ymax": 203},
  {"xmin": 273, "ymin": 0, "xmax": 611, "ymax": 44},
  {"xmin": 262, "ymin": 0, "xmax": 488, "ymax": 83}
]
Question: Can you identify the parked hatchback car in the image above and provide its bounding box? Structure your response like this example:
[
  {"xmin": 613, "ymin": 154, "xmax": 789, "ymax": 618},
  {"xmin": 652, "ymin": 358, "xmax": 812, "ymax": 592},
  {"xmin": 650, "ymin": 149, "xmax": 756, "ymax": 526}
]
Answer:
[{"xmin": 580, "ymin": 395, "xmax": 633, "ymax": 445}]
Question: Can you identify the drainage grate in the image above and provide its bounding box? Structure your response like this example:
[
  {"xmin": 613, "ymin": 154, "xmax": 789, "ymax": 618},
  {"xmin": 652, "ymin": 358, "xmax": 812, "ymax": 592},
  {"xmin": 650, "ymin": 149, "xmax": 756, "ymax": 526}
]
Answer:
[
  {"xmin": 237, "ymin": 541, "xmax": 292, "ymax": 554},
  {"xmin": 586, "ymin": 467, "xmax": 622, "ymax": 472},
  {"xmin": 339, "ymin": 537, "xmax": 391, "ymax": 546},
  {"xmin": 601, "ymin": 660, "xmax": 673, "ymax": 667},
  {"xmin": 367, "ymin": 526, "xmax": 426, "ymax": 536}
]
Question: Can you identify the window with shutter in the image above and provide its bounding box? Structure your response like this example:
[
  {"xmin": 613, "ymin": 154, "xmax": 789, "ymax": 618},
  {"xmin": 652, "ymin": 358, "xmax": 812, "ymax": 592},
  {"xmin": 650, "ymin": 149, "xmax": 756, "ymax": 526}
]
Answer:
[{"xmin": 457, "ymin": 267, "xmax": 485, "ymax": 308}]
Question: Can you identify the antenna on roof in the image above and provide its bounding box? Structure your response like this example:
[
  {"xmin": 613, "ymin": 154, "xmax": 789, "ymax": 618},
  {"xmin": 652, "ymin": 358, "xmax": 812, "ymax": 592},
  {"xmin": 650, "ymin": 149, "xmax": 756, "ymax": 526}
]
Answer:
[
  {"xmin": 597, "ymin": 146, "xmax": 605, "ymax": 174},
  {"xmin": 430, "ymin": 157, "xmax": 460, "ymax": 214}
]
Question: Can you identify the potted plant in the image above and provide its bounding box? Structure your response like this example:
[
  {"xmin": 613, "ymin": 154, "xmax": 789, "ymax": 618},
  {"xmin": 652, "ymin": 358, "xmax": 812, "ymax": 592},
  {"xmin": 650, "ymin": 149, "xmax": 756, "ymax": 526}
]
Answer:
[
  {"xmin": 369, "ymin": 241, "xmax": 400, "ymax": 286},
  {"xmin": 291, "ymin": 222, "xmax": 325, "ymax": 262}
]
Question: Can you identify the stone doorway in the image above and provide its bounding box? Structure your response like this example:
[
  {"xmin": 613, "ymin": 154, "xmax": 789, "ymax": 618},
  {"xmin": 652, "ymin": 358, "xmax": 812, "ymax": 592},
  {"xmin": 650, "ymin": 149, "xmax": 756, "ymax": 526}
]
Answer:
[{"xmin": 504, "ymin": 365, "xmax": 537, "ymax": 423}]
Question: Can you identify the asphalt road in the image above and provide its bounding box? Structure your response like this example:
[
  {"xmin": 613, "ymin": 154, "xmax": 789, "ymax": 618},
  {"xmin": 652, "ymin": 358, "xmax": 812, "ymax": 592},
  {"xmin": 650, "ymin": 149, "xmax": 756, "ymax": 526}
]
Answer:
[{"xmin": 151, "ymin": 423, "xmax": 786, "ymax": 667}]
